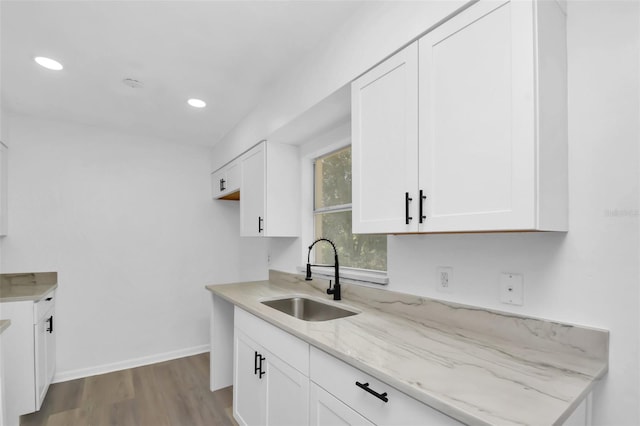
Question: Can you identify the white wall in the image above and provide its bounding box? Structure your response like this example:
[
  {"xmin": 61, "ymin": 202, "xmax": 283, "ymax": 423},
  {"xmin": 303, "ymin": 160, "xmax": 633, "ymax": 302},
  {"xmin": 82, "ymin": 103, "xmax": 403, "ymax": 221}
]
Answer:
[
  {"xmin": 1, "ymin": 113, "xmax": 241, "ymax": 380},
  {"xmin": 215, "ymin": 1, "xmax": 640, "ymax": 424},
  {"xmin": 210, "ymin": 0, "xmax": 468, "ymax": 171}
]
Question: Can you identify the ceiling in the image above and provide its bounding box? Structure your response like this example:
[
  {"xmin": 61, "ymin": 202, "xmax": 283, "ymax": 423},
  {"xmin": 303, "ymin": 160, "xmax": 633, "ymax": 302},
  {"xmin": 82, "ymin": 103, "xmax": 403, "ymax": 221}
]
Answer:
[{"xmin": 0, "ymin": 1, "xmax": 364, "ymax": 147}]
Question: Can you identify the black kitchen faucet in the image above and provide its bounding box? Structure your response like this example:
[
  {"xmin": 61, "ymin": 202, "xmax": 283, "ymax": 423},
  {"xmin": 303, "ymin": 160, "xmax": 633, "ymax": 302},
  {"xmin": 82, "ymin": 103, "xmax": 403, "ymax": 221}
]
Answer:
[{"xmin": 305, "ymin": 238, "xmax": 341, "ymax": 301}]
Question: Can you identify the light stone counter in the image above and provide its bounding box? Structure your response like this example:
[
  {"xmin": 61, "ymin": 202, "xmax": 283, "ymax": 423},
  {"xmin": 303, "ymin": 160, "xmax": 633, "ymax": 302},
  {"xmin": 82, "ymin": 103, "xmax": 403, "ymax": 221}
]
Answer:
[
  {"xmin": 207, "ymin": 270, "xmax": 608, "ymax": 426},
  {"xmin": 0, "ymin": 319, "xmax": 9, "ymax": 334},
  {"xmin": 0, "ymin": 272, "xmax": 58, "ymax": 302}
]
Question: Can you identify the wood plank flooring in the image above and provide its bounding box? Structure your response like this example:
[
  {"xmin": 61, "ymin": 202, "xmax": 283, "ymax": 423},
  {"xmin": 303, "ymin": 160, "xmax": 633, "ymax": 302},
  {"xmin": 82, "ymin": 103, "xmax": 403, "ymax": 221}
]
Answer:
[{"xmin": 20, "ymin": 353, "xmax": 238, "ymax": 426}]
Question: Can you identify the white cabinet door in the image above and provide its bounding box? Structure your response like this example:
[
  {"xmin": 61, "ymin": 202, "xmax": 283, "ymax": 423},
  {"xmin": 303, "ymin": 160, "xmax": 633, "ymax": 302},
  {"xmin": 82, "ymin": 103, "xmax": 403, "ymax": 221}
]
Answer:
[
  {"xmin": 239, "ymin": 141, "xmax": 300, "ymax": 237},
  {"xmin": 352, "ymin": 43, "xmax": 419, "ymax": 234},
  {"xmin": 418, "ymin": 0, "xmax": 535, "ymax": 232},
  {"xmin": 240, "ymin": 144, "xmax": 266, "ymax": 237},
  {"xmin": 212, "ymin": 159, "xmax": 241, "ymax": 200},
  {"xmin": 234, "ymin": 330, "xmax": 267, "ymax": 426},
  {"xmin": 264, "ymin": 348, "xmax": 309, "ymax": 426},
  {"xmin": 34, "ymin": 316, "xmax": 48, "ymax": 409},
  {"xmin": 34, "ymin": 306, "xmax": 55, "ymax": 410},
  {"xmin": 310, "ymin": 383, "xmax": 374, "ymax": 426},
  {"xmin": 211, "ymin": 168, "xmax": 226, "ymax": 199},
  {"xmin": 234, "ymin": 328, "xmax": 309, "ymax": 426},
  {"xmin": 45, "ymin": 313, "xmax": 56, "ymax": 393}
]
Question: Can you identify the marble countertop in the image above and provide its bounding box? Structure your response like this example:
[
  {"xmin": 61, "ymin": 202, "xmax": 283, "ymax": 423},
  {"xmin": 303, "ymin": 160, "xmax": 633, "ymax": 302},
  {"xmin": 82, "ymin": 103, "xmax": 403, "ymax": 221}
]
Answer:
[
  {"xmin": 207, "ymin": 270, "xmax": 608, "ymax": 426},
  {"xmin": 0, "ymin": 272, "xmax": 58, "ymax": 302},
  {"xmin": 0, "ymin": 319, "xmax": 10, "ymax": 334}
]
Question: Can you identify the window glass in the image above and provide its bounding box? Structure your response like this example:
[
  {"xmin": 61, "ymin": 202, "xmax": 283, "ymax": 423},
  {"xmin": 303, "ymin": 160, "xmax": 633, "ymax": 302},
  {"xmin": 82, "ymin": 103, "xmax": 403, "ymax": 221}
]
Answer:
[
  {"xmin": 314, "ymin": 146, "xmax": 352, "ymax": 209},
  {"xmin": 313, "ymin": 146, "xmax": 387, "ymax": 272}
]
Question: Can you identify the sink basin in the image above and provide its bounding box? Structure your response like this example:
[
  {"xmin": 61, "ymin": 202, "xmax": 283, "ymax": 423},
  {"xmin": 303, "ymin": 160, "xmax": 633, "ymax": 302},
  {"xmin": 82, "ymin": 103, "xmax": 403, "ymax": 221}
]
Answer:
[{"xmin": 261, "ymin": 296, "xmax": 358, "ymax": 321}]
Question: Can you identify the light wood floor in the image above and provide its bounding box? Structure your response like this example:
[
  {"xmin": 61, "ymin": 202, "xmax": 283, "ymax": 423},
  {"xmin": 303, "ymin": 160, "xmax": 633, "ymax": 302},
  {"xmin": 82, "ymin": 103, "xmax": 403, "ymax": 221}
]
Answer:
[{"xmin": 20, "ymin": 353, "xmax": 238, "ymax": 426}]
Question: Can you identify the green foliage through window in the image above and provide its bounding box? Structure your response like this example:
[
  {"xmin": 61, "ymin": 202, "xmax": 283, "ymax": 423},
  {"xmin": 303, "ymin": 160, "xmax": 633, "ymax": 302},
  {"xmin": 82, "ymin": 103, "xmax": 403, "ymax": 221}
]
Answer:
[{"xmin": 314, "ymin": 146, "xmax": 387, "ymax": 271}]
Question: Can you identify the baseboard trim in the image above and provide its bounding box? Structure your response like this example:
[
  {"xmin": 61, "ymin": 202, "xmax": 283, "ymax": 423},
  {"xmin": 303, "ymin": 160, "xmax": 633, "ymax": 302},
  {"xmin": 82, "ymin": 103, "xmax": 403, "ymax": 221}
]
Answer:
[{"xmin": 53, "ymin": 344, "xmax": 210, "ymax": 383}]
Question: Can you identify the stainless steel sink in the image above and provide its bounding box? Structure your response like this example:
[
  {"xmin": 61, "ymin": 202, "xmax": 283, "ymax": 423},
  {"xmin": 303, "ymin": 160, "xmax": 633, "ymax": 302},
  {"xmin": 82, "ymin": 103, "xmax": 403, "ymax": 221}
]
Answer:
[{"xmin": 261, "ymin": 296, "xmax": 358, "ymax": 321}]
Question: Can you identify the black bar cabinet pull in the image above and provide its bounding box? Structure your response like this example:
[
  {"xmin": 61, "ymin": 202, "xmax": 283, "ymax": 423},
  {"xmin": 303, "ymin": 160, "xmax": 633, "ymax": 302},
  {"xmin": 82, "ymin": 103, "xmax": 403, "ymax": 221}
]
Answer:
[
  {"xmin": 45, "ymin": 297, "xmax": 53, "ymax": 301},
  {"xmin": 405, "ymin": 192, "xmax": 413, "ymax": 225},
  {"xmin": 47, "ymin": 316, "xmax": 53, "ymax": 333},
  {"xmin": 253, "ymin": 351, "xmax": 266, "ymax": 378},
  {"xmin": 258, "ymin": 216, "xmax": 264, "ymax": 233},
  {"xmin": 219, "ymin": 178, "xmax": 226, "ymax": 191},
  {"xmin": 258, "ymin": 354, "xmax": 265, "ymax": 379},
  {"xmin": 419, "ymin": 189, "xmax": 426, "ymax": 224},
  {"xmin": 355, "ymin": 381, "xmax": 388, "ymax": 403}
]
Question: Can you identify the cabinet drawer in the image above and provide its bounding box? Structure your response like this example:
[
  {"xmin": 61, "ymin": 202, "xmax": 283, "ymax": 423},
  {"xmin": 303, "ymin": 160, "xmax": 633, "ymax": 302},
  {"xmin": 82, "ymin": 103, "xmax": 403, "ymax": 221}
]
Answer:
[
  {"xmin": 34, "ymin": 290, "xmax": 55, "ymax": 323},
  {"xmin": 310, "ymin": 347, "xmax": 460, "ymax": 426},
  {"xmin": 234, "ymin": 307, "xmax": 309, "ymax": 375}
]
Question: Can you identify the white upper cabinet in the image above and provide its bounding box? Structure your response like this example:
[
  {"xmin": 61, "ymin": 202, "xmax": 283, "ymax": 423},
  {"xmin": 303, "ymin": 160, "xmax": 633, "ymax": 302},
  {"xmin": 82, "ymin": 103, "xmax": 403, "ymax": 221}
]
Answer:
[
  {"xmin": 352, "ymin": 43, "xmax": 418, "ymax": 234},
  {"xmin": 211, "ymin": 159, "xmax": 240, "ymax": 200},
  {"xmin": 240, "ymin": 144, "xmax": 267, "ymax": 237},
  {"xmin": 239, "ymin": 141, "xmax": 300, "ymax": 237},
  {"xmin": 352, "ymin": 0, "xmax": 567, "ymax": 234},
  {"xmin": 0, "ymin": 142, "xmax": 7, "ymax": 237}
]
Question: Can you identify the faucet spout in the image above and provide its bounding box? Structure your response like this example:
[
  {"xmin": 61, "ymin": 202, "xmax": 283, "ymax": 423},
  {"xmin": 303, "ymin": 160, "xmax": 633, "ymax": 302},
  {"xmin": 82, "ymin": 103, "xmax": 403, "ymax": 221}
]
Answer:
[{"xmin": 306, "ymin": 238, "xmax": 341, "ymax": 301}]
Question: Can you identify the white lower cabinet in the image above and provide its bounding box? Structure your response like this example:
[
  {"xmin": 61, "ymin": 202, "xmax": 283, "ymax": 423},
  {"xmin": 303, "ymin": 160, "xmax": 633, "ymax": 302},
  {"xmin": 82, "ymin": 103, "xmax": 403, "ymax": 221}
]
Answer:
[
  {"xmin": 310, "ymin": 383, "xmax": 374, "ymax": 426},
  {"xmin": 232, "ymin": 310, "xmax": 589, "ymax": 426},
  {"xmin": 2, "ymin": 290, "xmax": 56, "ymax": 425},
  {"xmin": 233, "ymin": 308, "xmax": 309, "ymax": 426}
]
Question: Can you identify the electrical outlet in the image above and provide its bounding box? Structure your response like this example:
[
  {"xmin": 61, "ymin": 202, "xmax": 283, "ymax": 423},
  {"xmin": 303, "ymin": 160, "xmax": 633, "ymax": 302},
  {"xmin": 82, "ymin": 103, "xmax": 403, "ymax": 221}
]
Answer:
[
  {"xmin": 499, "ymin": 273, "xmax": 523, "ymax": 305},
  {"xmin": 436, "ymin": 267, "xmax": 453, "ymax": 293}
]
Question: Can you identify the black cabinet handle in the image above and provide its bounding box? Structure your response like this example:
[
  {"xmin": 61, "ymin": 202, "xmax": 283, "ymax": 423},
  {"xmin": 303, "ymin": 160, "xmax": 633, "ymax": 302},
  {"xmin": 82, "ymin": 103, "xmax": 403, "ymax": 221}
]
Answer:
[
  {"xmin": 46, "ymin": 316, "xmax": 53, "ymax": 333},
  {"xmin": 219, "ymin": 178, "xmax": 226, "ymax": 192},
  {"xmin": 45, "ymin": 297, "xmax": 53, "ymax": 301},
  {"xmin": 419, "ymin": 189, "xmax": 426, "ymax": 224},
  {"xmin": 254, "ymin": 351, "xmax": 266, "ymax": 378},
  {"xmin": 258, "ymin": 216, "xmax": 264, "ymax": 233},
  {"xmin": 405, "ymin": 192, "xmax": 413, "ymax": 225},
  {"xmin": 355, "ymin": 381, "xmax": 388, "ymax": 402},
  {"xmin": 258, "ymin": 354, "xmax": 265, "ymax": 379}
]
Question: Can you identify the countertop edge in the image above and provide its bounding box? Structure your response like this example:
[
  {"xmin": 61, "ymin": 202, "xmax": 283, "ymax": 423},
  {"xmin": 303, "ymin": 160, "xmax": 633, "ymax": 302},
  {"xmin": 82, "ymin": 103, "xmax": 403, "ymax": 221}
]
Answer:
[{"xmin": 0, "ymin": 283, "xmax": 58, "ymax": 303}]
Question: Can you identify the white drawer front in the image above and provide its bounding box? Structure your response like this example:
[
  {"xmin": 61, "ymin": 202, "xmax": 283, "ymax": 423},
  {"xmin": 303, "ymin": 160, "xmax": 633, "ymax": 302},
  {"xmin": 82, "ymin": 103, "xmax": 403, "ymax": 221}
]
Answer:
[
  {"xmin": 310, "ymin": 347, "xmax": 461, "ymax": 426},
  {"xmin": 234, "ymin": 307, "xmax": 309, "ymax": 375}
]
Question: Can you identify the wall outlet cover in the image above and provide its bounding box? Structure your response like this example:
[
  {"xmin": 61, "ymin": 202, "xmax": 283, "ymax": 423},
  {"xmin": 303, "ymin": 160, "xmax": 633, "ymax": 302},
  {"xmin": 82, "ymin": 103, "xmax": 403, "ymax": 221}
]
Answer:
[
  {"xmin": 436, "ymin": 266, "xmax": 453, "ymax": 293},
  {"xmin": 499, "ymin": 273, "xmax": 523, "ymax": 306}
]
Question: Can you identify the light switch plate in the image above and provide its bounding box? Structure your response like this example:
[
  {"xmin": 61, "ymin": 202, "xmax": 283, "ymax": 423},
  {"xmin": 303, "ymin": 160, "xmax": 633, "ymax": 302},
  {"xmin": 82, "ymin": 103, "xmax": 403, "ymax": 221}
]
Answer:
[{"xmin": 499, "ymin": 273, "xmax": 523, "ymax": 305}]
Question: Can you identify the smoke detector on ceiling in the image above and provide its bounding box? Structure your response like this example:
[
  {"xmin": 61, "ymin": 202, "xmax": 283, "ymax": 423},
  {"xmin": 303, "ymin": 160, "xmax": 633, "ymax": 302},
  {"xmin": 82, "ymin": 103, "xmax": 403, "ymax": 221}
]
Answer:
[{"xmin": 122, "ymin": 78, "xmax": 144, "ymax": 89}]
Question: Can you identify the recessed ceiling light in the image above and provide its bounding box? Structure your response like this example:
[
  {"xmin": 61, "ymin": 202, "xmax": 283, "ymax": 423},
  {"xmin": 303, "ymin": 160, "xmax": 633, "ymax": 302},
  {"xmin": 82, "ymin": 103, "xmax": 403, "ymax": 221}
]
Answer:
[
  {"xmin": 34, "ymin": 56, "xmax": 63, "ymax": 71},
  {"xmin": 188, "ymin": 98, "xmax": 206, "ymax": 108}
]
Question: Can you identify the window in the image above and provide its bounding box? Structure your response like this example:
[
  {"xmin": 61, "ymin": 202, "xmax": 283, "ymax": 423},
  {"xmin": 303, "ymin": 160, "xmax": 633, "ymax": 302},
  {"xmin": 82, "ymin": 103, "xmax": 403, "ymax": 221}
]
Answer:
[{"xmin": 313, "ymin": 146, "xmax": 387, "ymax": 271}]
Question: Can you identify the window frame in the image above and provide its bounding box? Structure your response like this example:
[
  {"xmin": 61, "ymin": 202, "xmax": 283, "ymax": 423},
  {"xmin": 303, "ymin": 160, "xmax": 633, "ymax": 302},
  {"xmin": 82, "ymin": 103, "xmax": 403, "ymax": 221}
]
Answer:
[{"xmin": 299, "ymin": 136, "xmax": 388, "ymax": 286}]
